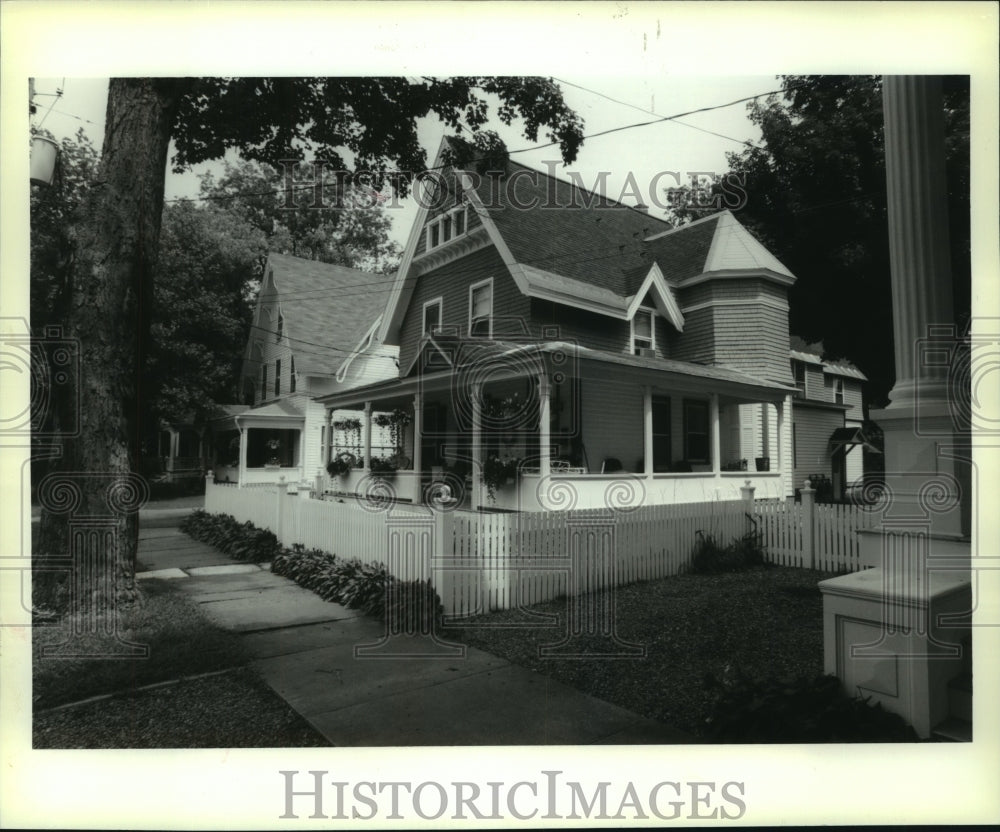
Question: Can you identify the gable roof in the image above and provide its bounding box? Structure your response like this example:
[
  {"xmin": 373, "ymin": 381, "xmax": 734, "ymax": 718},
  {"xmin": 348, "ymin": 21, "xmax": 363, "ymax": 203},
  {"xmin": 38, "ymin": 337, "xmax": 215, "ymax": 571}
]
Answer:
[
  {"xmin": 381, "ymin": 138, "xmax": 797, "ymax": 344},
  {"xmin": 257, "ymin": 253, "xmax": 396, "ymax": 377}
]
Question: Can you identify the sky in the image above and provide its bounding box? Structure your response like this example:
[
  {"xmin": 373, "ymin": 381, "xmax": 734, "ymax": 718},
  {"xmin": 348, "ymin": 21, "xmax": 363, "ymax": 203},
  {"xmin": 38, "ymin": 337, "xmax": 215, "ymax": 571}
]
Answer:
[{"xmin": 29, "ymin": 75, "xmax": 775, "ymax": 250}]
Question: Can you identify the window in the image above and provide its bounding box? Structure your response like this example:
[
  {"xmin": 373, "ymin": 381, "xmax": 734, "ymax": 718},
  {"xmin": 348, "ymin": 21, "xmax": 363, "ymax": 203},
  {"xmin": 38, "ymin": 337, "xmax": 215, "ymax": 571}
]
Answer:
[
  {"xmin": 426, "ymin": 204, "xmax": 469, "ymax": 252},
  {"xmin": 683, "ymin": 399, "xmax": 710, "ymax": 463},
  {"xmin": 260, "ymin": 364, "xmax": 268, "ymax": 401},
  {"xmin": 423, "ymin": 298, "xmax": 443, "ymax": 335},
  {"xmin": 274, "ymin": 359, "xmax": 281, "ymax": 396},
  {"xmin": 652, "ymin": 395, "xmax": 671, "ymax": 472},
  {"xmin": 793, "ymin": 362, "xmax": 806, "ymax": 397},
  {"xmin": 469, "ymin": 278, "xmax": 493, "ymax": 337},
  {"xmin": 276, "ymin": 312, "xmax": 283, "ymax": 342},
  {"xmin": 631, "ymin": 308, "xmax": 655, "ymax": 355},
  {"xmin": 834, "ymin": 378, "xmax": 844, "ymax": 404},
  {"xmin": 290, "ymin": 355, "xmax": 296, "ymax": 393}
]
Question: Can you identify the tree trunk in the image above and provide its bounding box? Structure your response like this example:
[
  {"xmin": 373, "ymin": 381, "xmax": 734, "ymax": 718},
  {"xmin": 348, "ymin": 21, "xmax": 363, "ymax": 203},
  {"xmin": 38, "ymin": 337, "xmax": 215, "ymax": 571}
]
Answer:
[{"xmin": 36, "ymin": 79, "xmax": 185, "ymax": 616}]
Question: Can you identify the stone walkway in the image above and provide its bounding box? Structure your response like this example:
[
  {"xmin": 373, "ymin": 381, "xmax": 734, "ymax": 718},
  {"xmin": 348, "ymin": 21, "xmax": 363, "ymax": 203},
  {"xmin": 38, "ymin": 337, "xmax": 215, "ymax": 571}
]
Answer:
[{"xmin": 137, "ymin": 525, "xmax": 692, "ymax": 746}]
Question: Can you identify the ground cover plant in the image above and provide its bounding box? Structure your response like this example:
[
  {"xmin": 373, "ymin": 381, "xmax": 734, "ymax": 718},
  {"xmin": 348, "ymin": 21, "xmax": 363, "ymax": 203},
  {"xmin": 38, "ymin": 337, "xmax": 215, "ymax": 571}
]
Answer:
[{"xmin": 181, "ymin": 509, "xmax": 281, "ymax": 562}]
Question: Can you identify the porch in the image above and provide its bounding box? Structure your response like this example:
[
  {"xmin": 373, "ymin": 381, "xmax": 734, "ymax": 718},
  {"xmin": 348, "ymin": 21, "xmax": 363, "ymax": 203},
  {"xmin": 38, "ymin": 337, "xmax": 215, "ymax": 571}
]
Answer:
[
  {"xmin": 315, "ymin": 339, "xmax": 796, "ymax": 510},
  {"xmin": 207, "ymin": 401, "xmax": 306, "ymax": 486}
]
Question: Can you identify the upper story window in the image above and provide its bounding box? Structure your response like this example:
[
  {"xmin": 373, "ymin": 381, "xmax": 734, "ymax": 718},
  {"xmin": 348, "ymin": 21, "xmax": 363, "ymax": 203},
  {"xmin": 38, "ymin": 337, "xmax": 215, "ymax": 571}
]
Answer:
[
  {"xmin": 276, "ymin": 312, "xmax": 284, "ymax": 342},
  {"xmin": 274, "ymin": 359, "xmax": 281, "ymax": 397},
  {"xmin": 469, "ymin": 278, "xmax": 493, "ymax": 337},
  {"xmin": 423, "ymin": 298, "xmax": 443, "ymax": 335},
  {"xmin": 426, "ymin": 204, "xmax": 469, "ymax": 252},
  {"xmin": 290, "ymin": 355, "xmax": 296, "ymax": 393},
  {"xmin": 631, "ymin": 308, "xmax": 656, "ymax": 356},
  {"xmin": 793, "ymin": 362, "xmax": 806, "ymax": 398},
  {"xmin": 834, "ymin": 377, "xmax": 844, "ymax": 404},
  {"xmin": 260, "ymin": 364, "xmax": 268, "ymax": 402}
]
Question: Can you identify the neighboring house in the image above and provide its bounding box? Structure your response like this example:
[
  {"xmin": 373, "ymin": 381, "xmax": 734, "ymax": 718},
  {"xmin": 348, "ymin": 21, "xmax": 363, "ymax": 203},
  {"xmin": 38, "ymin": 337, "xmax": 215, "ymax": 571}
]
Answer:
[
  {"xmin": 313, "ymin": 138, "xmax": 806, "ymax": 510},
  {"xmin": 142, "ymin": 417, "xmax": 204, "ymax": 483},
  {"xmin": 787, "ymin": 337, "xmax": 874, "ymax": 499},
  {"xmin": 208, "ymin": 253, "xmax": 399, "ymax": 487}
]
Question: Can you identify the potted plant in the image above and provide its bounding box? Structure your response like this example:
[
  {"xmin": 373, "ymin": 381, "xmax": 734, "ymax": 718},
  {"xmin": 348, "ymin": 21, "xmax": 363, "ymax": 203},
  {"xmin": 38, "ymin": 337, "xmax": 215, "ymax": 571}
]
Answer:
[
  {"xmin": 326, "ymin": 451, "xmax": 356, "ymax": 477},
  {"xmin": 266, "ymin": 437, "xmax": 282, "ymax": 467},
  {"xmin": 369, "ymin": 455, "xmax": 398, "ymax": 475},
  {"xmin": 482, "ymin": 454, "xmax": 520, "ymax": 503}
]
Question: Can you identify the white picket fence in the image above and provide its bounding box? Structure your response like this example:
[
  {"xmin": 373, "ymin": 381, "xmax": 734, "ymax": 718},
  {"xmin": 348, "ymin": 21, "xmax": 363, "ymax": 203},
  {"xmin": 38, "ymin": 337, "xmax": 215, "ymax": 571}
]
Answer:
[
  {"xmin": 752, "ymin": 494, "xmax": 882, "ymax": 573},
  {"xmin": 203, "ymin": 478, "xmax": 880, "ymax": 618}
]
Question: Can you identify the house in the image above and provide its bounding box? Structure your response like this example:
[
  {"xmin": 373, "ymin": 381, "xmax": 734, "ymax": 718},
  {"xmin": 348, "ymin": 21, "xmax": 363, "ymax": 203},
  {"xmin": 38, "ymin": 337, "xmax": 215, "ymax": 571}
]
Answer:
[
  {"xmin": 787, "ymin": 337, "xmax": 873, "ymax": 500},
  {"xmin": 207, "ymin": 253, "xmax": 399, "ymax": 488},
  {"xmin": 312, "ymin": 138, "xmax": 807, "ymax": 511}
]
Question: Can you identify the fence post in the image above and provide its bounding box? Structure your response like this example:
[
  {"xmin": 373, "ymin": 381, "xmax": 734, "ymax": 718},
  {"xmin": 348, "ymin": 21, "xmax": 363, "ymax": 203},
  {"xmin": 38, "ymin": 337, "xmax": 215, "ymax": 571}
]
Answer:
[
  {"xmin": 276, "ymin": 476, "xmax": 288, "ymax": 545},
  {"xmin": 740, "ymin": 479, "xmax": 756, "ymax": 535},
  {"xmin": 204, "ymin": 470, "xmax": 214, "ymax": 513},
  {"xmin": 801, "ymin": 478, "xmax": 816, "ymax": 569}
]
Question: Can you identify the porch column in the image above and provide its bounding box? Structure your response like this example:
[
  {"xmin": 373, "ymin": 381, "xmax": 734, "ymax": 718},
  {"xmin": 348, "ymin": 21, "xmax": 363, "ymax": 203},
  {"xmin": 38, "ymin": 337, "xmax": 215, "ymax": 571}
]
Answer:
[
  {"xmin": 777, "ymin": 394, "xmax": 791, "ymax": 497},
  {"xmin": 238, "ymin": 424, "xmax": 248, "ymax": 488},
  {"xmin": 363, "ymin": 401, "xmax": 372, "ymax": 470},
  {"xmin": 709, "ymin": 393, "xmax": 720, "ymax": 475},
  {"xmin": 412, "ymin": 393, "xmax": 423, "ymax": 503},
  {"xmin": 471, "ymin": 382, "xmax": 482, "ymax": 510},
  {"xmin": 538, "ymin": 374, "xmax": 551, "ymax": 480},
  {"xmin": 642, "ymin": 386, "xmax": 654, "ymax": 479}
]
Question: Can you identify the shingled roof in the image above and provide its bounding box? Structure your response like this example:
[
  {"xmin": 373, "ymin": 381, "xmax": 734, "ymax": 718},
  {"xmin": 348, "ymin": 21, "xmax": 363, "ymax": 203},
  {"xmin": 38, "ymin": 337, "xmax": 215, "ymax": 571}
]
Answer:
[{"xmin": 264, "ymin": 253, "xmax": 396, "ymax": 376}]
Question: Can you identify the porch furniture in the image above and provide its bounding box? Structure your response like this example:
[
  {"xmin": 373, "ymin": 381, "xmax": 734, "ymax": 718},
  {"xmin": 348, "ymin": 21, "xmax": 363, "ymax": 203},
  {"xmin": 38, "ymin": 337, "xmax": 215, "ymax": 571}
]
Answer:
[{"xmin": 600, "ymin": 457, "xmax": 623, "ymax": 474}]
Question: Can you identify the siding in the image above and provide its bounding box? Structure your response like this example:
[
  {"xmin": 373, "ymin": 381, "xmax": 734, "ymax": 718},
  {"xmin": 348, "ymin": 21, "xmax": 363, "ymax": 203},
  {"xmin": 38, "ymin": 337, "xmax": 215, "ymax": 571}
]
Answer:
[
  {"xmin": 579, "ymin": 377, "xmax": 644, "ymax": 473},
  {"xmin": 398, "ymin": 245, "xmax": 529, "ymax": 373},
  {"xmin": 792, "ymin": 405, "xmax": 843, "ymax": 486},
  {"xmin": 529, "ymin": 299, "xmax": 629, "ymax": 354},
  {"xmin": 842, "ymin": 380, "xmax": 864, "ymax": 420}
]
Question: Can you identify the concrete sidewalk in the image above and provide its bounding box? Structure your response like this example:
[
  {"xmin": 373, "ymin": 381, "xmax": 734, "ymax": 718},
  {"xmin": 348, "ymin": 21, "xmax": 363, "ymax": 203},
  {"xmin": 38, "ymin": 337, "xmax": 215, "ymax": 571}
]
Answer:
[{"xmin": 137, "ymin": 528, "xmax": 691, "ymax": 746}]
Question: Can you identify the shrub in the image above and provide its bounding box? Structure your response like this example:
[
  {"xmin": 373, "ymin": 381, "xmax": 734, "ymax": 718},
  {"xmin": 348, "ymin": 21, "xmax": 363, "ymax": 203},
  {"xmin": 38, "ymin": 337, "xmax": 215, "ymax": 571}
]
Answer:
[
  {"xmin": 689, "ymin": 531, "xmax": 767, "ymax": 574},
  {"xmin": 703, "ymin": 667, "xmax": 919, "ymax": 742},
  {"xmin": 272, "ymin": 546, "xmax": 444, "ymax": 630},
  {"xmin": 180, "ymin": 510, "xmax": 281, "ymax": 563}
]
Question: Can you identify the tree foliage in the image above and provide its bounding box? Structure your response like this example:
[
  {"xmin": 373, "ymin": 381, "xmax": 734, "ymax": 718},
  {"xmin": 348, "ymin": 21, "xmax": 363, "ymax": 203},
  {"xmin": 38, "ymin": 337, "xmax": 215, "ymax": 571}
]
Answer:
[
  {"xmin": 197, "ymin": 159, "xmax": 401, "ymax": 272},
  {"xmin": 667, "ymin": 75, "xmax": 970, "ymax": 406}
]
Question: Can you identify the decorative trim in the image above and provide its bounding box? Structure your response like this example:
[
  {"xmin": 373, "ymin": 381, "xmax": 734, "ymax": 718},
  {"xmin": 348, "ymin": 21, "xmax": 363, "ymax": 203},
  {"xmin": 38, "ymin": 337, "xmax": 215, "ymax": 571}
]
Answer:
[
  {"xmin": 676, "ymin": 268, "xmax": 796, "ymax": 289},
  {"xmin": 625, "ymin": 261, "xmax": 685, "ymax": 331},
  {"xmin": 411, "ymin": 224, "xmax": 491, "ymax": 274},
  {"xmin": 680, "ymin": 296, "xmax": 790, "ymax": 314}
]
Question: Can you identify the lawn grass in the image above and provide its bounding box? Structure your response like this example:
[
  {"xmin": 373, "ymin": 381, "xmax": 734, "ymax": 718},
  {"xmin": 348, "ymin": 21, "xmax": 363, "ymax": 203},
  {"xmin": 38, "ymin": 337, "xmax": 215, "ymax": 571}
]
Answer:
[
  {"xmin": 442, "ymin": 564, "xmax": 834, "ymax": 738},
  {"xmin": 33, "ymin": 577, "xmax": 329, "ymax": 748}
]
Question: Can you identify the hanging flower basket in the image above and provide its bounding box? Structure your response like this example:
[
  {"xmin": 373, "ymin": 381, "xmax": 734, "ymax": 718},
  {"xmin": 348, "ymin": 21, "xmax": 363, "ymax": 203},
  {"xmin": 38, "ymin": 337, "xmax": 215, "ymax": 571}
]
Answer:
[
  {"xmin": 30, "ymin": 136, "xmax": 59, "ymax": 187},
  {"xmin": 326, "ymin": 451, "xmax": 356, "ymax": 477}
]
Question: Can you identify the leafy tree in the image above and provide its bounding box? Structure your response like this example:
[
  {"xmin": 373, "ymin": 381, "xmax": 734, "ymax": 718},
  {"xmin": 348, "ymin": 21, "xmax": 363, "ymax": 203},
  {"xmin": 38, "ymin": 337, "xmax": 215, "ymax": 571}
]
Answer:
[
  {"xmin": 36, "ymin": 76, "xmax": 584, "ymax": 614},
  {"xmin": 198, "ymin": 159, "xmax": 401, "ymax": 273},
  {"xmin": 147, "ymin": 201, "xmax": 265, "ymax": 430},
  {"xmin": 666, "ymin": 75, "xmax": 970, "ymax": 407}
]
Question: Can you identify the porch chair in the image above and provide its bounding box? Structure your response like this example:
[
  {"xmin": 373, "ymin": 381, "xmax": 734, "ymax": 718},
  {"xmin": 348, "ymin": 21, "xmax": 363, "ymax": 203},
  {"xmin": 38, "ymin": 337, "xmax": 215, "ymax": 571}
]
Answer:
[{"xmin": 600, "ymin": 457, "xmax": 623, "ymax": 474}]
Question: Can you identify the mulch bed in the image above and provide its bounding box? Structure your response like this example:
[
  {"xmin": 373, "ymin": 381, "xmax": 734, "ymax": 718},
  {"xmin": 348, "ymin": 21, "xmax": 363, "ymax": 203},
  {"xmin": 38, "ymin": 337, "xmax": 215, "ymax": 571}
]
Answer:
[{"xmin": 442, "ymin": 564, "xmax": 834, "ymax": 737}]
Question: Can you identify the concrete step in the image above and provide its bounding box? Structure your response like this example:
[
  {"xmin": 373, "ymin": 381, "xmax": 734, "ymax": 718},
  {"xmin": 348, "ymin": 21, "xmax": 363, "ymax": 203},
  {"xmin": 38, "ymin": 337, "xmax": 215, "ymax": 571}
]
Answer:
[
  {"xmin": 932, "ymin": 717, "xmax": 972, "ymax": 742},
  {"xmin": 948, "ymin": 672, "xmax": 972, "ymax": 723}
]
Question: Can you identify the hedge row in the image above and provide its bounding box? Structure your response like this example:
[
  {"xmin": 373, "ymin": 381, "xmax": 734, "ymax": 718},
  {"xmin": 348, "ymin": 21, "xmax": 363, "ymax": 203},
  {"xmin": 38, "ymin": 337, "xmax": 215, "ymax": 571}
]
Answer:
[
  {"xmin": 180, "ymin": 510, "xmax": 282, "ymax": 563},
  {"xmin": 272, "ymin": 548, "xmax": 444, "ymax": 630}
]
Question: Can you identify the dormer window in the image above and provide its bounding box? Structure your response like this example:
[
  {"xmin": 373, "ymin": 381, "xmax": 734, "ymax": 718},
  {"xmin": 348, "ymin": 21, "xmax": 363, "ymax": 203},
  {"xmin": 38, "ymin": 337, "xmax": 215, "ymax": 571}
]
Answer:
[
  {"xmin": 631, "ymin": 308, "xmax": 655, "ymax": 356},
  {"xmin": 469, "ymin": 278, "xmax": 493, "ymax": 337},
  {"xmin": 426, "ymin": 204, "xmax": 469, "ymax": 252}
]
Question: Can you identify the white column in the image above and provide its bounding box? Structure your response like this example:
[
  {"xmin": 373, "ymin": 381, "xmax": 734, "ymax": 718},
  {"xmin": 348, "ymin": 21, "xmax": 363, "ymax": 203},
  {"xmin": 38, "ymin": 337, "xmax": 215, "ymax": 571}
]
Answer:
[
  {"xmin": 777, "ymin": 394, "xmax": 791, "ymax": 497},
  {"xmin": 709, "ymin": 393, "xmax": 720, "ymax": 475},
  {"xmin": 238, "ymin": 425, "xmax": 248, "ymax": 488},
  {"xmin": 471, "ymin": 383, "xmax": 482, "ymax": 510},
  {"xmin": 538, "ymin": 374, "xmax": 551, "ymax": 480},
  {"xmin": 363, "ymin": 401, "xmax": 372, "ymax": 470},
  {"xmin": 412, "ymin": 393, "xmax": 423, "ymax": 503},
  {"xmin": 642, "ymin": 386, "xmax": 654, "ymax": 478}
]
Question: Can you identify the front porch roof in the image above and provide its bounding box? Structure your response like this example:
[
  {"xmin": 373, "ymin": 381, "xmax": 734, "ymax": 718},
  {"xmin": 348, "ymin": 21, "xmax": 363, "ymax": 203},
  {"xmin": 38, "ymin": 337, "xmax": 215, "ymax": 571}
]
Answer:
[
  {"xmin": 208, "ymin": 400, "xmax": 304, "ymax": 431},
  {"xmin": 315, "ymin": 339, "xmax": 797, "ymax": 409}
]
